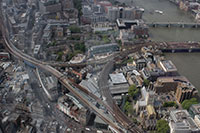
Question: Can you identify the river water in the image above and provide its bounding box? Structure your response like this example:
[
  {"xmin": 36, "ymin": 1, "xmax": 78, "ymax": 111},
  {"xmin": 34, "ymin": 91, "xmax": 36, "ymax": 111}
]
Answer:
[{"xmin": 120, "ymin": 0, "xmax": 200, "ymax": 42}]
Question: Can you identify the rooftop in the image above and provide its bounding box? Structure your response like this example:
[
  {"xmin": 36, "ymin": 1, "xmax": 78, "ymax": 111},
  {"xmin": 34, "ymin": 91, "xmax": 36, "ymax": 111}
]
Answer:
[
  {"xmin": 109, "ymin": 73, "xmax": 127, "ymax": 85},
  {"xmin": 170, "ymin": 110, "xmax": 190, "ymax": 123},
  {"xmin": 159, "ymin": 60, "xmax": 177, "ymax": 72},
  {"xmin": 147, "ymin": 105, "xmax": 156, "ymax": 115},
  {"xmin": 190, "ymin": 104, "xmax": 200, "ymax": 115},
  {"xmin": 90, "ymin": 43, "xmax": 118, "ymax": 51}
]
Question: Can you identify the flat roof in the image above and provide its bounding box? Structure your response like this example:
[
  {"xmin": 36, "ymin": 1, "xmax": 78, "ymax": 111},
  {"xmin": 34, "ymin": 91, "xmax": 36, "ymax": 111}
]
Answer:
[
  {"xmin": 160, "ymin": 60, "xmax": 177, "ymax": 72},
  {"xmin": 190, "ymin": 104, "xmax": 200, "ymax": 114},
  {"xmin": 79, "ymin": 79, "xmax": 101, "ymax": 98},
  {"xmin": 90, "ymin": 43, "xmax": 118, "ymax": 51},
  {"xmin": 109, "ymin": 73, "xmax": 127, "ymax": 84},
  {"xmin": 109, "ymin": 83, "xmax": 129, "ymax": 94}
]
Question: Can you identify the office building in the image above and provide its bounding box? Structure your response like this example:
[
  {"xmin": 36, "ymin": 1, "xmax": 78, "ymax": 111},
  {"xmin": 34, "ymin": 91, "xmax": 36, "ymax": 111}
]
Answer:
[
  {"xmin": 189, "ymin": 104, "xmax": 200, "ymax": 118},
  {"xmin": 133, "ymin": 58, "xmax": 147, "ymax": 70},
  {"xmin": 176, "ymin": 82, "xmax": 197, "ymax": 103},
  {"xmin": 153, "ymin": 76, "xmax": 188, "ymax": 94},
  {"xmin": 57, "ymin": 94, "xmax": 90, "ymax": 125},
  {"xmin": 158, "ymin": 60, "xmax": 178, "ymax": 76},
  {"xmin": 131, "ymin": 24, "xmax": 149, "ymax": 39},
  {"xmin": 169, "ymin": 110, "xmax": 200, "ymax": 133},
  {"xmin": 107, "ymin": 7, "xmax": 143, "ymax": 22}
]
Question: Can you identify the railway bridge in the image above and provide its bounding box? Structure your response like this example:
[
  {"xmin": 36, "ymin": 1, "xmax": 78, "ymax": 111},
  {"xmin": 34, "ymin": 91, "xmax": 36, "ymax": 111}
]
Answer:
[{"xmin": 146, "ymin": 22, "xmax": 200, "ymax": 28}]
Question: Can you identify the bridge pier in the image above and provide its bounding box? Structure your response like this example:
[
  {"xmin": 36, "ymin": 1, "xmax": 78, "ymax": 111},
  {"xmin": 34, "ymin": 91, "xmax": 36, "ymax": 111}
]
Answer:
[{"xmin": 182, "ymin": 24, "xmax": 184, "ymax": 28}]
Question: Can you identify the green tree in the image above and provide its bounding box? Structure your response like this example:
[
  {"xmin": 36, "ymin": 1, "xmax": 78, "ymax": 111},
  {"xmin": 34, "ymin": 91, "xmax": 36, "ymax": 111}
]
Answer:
[
  {"xmin": 124, "ymin": 101, "xmax": 133, "ymax": 114},
  {"xmin": 102, "ymin": 35, "xmax": 110, "ymax": 43},
  {"xmin": 117, "ymin": 40, "xmax": 122, "ymax": 45},
  {"xmin": 69, "ymin": 25, "xmax": 81, "ymax": 33},
  {"xmin": 156, "ymin": 119, "xmax": 170, "ymax": 133},
  {"xmin": 128, "ymin": 85, "xmax": 139, "ymax": 98},
  {"xmin": 74, "ymin": 43, "xmax": 86, "ymax": 53},
  {"xmin": 143, "ymin": 79, "xmax": 150, "ymax": 87},
  {"xmin": 57, "ymin": 51, "xmax": 63, "ymax": 61},
  {"xmin": 182, "ymin": 98, "xmax": 198, "ymax": 110},
  {"xmin": 66, "ymin": 52, "xmax": 75, "ymax": 61},
  {"xmin": 163, "ymin": 101, "xmax": 177, "ymax": 107}
]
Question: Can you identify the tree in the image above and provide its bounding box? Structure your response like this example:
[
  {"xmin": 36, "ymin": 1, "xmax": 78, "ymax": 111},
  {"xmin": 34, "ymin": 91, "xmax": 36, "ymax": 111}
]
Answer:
[
  {"xmin": 182, "ymin": 98, "xmax": 198, "ymax": 110},
  {"xmin": 128, "ymin": 85, "xmax": 139, "ymax": 98},
  {"xmin": 57, "ymin": 51, "xmax": 63, "ymax": 61},
  {"xmin": 74, "ymin": 43, "xmax": 86, "ymax": 53},
  {"xmin": 163, "ymin": 101, "xmax": 177, "ymax": 107},
  {"xmin": 124, "ymin": 101, "xmax": 133, "ymax": 114},
  {"xmin": 69, "ymin": 25, "xmax": 81, "ymax": 33},
  {"xmin": 143, "ymin": 79, "xmax": 150, "ymax": 87},
  {"xmin": 156, "ymin": 119, "xmax": 170, "ymax": 133},
  {"xmin": 66, "ymin": 52, "xmax": 75, "ymax": 61},
  {"xmin": 102, "ymin": 35, "xmax": 110, "ymax": 43}
]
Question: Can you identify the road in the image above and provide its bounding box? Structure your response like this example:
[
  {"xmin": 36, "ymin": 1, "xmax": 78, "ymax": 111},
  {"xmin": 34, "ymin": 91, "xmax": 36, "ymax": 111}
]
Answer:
[{"xmin": 98, "ymin": 60, "xmax": 143, "ymax": 133}]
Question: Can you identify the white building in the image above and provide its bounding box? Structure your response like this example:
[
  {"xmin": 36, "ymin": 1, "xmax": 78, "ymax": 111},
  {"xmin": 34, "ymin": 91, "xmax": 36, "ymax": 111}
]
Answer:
[
  {"xmin": 194, "ymin": 115, "xmax": 200, "ymax": 128},
  {"xmin": 169, "ymin": 110, "xmax": 200, "ymax": 133}
]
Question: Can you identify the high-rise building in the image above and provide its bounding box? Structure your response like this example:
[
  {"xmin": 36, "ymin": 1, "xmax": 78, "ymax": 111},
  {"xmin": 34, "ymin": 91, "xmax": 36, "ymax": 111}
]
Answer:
[
  {"xmin": 39, "ymin": 0, "xmax": 61, "ymax": 14},
  {"xmin": 175, "ymin": 83, "xmax": 197, "ymax": 103},
  {"xmin": 153, "ymin": 77, "xmax": 179, "ymax": 93}
]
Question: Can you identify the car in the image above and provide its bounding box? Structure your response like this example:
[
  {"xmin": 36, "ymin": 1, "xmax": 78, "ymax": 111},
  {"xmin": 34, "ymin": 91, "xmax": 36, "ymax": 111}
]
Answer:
[
  {"xmin": 85, "ymin": 128, "xmax": 91, "ymax": 131},
  {"xmin": 97, "ymin": 130, "xmax": 103, "ymax": 133},
  {"xmin": 66, "ymin": 128, "xmax": 71, "ymax": 132}
]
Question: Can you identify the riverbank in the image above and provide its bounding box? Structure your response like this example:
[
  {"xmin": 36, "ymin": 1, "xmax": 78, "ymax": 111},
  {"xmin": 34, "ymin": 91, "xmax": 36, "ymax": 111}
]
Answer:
[{"xmin": 165, "ymin": 53, "xmax": 200, "ymax": 90}]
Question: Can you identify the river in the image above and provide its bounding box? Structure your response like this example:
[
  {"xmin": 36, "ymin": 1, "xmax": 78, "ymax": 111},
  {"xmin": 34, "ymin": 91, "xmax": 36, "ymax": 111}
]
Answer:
[{"xmin": 119, "ymin": 0, "xmax": 200, "ymax": 42}]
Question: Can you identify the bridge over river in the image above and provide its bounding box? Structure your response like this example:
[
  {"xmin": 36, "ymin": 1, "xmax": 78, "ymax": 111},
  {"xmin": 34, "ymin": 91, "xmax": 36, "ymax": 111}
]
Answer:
[{"xmin": 146, "ymin": 22, "xmax": 200, "ymax": 28}]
